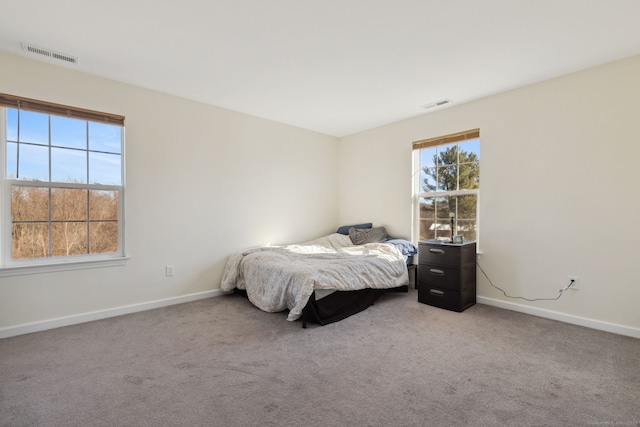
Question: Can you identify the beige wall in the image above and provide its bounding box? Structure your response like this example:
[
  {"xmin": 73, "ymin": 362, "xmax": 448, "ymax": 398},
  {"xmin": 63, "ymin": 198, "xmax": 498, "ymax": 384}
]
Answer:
[
  {"xmin": 0, "ymin": 52, "xmax": 339, "ymax": 331},
  {"xmin": 2, "ymin": 50, "xmax": 639, "ymax": 337},
  {"xmin": 339, "ymin": 55, "xmax": 640, "ymax": 334}
]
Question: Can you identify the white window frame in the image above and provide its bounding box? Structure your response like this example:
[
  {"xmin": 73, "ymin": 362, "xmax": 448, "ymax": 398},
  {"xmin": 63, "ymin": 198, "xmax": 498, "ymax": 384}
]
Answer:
[
  {"xmin": 0, "ymin": 98, "xmax": 128, "ymax": 276},
  {"xmin": 412, "ymin": 129, "xmax": 480, "ymax": 245}
]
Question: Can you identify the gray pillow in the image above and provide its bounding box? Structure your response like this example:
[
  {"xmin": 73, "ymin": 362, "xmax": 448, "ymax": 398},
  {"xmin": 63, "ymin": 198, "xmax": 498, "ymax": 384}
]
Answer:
[{"xmin": 349, "ymin": 226, "xmax": 388, "ymax": 245}]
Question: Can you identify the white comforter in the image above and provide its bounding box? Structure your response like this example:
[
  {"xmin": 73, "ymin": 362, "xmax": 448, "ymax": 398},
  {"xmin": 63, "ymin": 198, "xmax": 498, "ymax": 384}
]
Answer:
[{"xmin": 221, "ymin": 233, "xmax": 408, "ymax": 321}]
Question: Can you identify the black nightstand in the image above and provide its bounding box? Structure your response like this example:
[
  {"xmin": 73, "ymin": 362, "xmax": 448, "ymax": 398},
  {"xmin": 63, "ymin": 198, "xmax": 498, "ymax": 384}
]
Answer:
[{"xmin": 417, "ymin": 240, "xmax": 476, "ymax": 312}]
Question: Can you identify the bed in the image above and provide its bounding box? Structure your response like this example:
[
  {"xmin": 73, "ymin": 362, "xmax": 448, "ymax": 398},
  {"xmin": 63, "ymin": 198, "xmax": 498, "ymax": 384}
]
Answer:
[{"xmin": 220, "ymin": 225, "xmax": 417, "ymax": 327}]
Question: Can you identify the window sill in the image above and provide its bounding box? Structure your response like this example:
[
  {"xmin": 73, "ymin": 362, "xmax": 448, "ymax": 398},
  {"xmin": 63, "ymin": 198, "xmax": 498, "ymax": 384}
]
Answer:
[{"xmin": 0, "ymin": 256, "xmax": 129, "ymax": 277}]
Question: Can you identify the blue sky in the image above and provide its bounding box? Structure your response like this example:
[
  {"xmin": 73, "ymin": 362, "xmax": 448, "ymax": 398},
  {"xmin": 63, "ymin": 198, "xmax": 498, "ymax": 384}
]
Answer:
[
  {"xmin": 5, "ymin": 109, "xmax": 122, "ymax": 185},
  {"xmin": 419, "ymin": 138, "xmax": 480, "ymax": 192}
]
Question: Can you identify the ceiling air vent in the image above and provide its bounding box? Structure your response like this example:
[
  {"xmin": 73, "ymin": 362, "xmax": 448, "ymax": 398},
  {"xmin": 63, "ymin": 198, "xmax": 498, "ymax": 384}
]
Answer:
[
  {"xmin": 421, "ymin": 99, "xmax": 452, "ymax": 110},
  {"xmin": 21, "ymin": 42, "xmax": 78, "ymax": 64}
]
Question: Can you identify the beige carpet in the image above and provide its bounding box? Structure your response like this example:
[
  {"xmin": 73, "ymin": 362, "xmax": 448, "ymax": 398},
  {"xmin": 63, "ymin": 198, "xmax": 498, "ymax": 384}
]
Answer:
[{"xmin": 1, "ymin": 287, "xmax": 639, "ymax": 427}]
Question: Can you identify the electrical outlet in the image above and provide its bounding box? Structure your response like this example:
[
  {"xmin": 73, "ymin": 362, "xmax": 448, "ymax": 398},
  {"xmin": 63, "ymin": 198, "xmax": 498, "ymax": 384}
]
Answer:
[
  {"xmin": 166, "ymin": 265, "xmax": 174, "ymax": 277},
  {"xmin": 568, "ymin": 276, "xmax": 579, "ymax": 290}
]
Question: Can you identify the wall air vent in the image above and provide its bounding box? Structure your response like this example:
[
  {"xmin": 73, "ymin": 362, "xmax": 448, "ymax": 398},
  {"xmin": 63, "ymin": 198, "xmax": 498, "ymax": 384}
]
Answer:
[
  {"xmin": 421, "ymin": 99, "xmax": 452, "ymax": 110},
  {"xmin": 21, "ymin": 42, "xmax": 78, "ymax": 64}
]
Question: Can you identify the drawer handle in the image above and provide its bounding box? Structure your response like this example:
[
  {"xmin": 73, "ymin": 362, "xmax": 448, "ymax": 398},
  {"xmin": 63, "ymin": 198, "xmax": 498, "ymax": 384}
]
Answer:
[
  {"xmin": 430, "ymin": 289, "xmax": 444, "ymax": 296},
  {"xmin": 429, "ymin": 268, "xmax": 444, "ymax": 276},
  {"xmin": 429, "ymin": 248, "xmax": 445, "ymax": 254}
]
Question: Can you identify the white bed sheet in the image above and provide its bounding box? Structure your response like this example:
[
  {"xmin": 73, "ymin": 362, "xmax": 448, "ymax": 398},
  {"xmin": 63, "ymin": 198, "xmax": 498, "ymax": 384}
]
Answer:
[{"xmin": 221, "ymin": 233, "xmax": 408, "ymax": 321}]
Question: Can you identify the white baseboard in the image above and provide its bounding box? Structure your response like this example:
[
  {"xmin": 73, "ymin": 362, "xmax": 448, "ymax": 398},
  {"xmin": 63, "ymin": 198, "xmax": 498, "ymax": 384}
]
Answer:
[
  {"xmin": 478, "ymin": 296, "xmax": 640, "ymax": 339},
  {"xmin": 0, "ymin": 289, "xmax": 229, "ymax": 340},
  {"xmin": 4, "ymin": 292, "xmax": 637, "ymax": 340}
]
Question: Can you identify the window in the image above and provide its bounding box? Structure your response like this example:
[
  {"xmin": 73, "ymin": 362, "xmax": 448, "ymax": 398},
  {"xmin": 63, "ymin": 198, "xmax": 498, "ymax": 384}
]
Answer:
[
  {"xmin": 0, "ymin": 94, "xmax": 125, "ymax": 272},
  {"xmin": 413, "ymin": 129, "xmax": 479, "ymax": 243}
]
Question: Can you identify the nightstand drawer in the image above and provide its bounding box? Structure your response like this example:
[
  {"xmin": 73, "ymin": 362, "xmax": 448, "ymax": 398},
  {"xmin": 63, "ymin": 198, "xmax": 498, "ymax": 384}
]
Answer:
[
  {"xmin": 418, "ymin": 241, "xmax": 476, "ymax": 268},
  {"xmin": 418, "ymin": 264, "xmax": 460, "ymax": 290},
  {"xmin": 418, "ymin": 244, "xmax": 461, "ymax": 267},
  {"xmin": 417, "ymin": 284, "xmax": 476, "ymax": 312},
  {"xmin": 418, "ymin": 263, "xmax": 475, "ymax": 291}
]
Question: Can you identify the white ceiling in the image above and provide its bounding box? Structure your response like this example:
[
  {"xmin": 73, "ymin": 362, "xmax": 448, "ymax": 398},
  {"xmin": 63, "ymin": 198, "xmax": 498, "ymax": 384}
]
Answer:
[{"xmin": 2, "ymin": 1, "xmax": 640, "ymax": 137}]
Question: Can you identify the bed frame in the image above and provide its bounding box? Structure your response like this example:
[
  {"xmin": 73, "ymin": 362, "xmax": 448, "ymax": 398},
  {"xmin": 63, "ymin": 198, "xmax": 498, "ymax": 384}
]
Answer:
[
  {"xmin": 300, "ymin": 285, "xmax": 408, "ymax": 328},
  {"xmin": 234, "ymin": 285, "xmax": 408, "ymax": 328}
]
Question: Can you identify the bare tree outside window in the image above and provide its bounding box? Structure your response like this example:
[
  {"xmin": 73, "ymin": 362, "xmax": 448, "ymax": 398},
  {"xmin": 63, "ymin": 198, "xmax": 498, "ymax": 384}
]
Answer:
[
  {"xmin": 10, "ymin": 187, "xmax": 118, "ymax": 259},
  {"xmin": 2, "ymin": 99, "xmax": 124, "ymax": 264}
]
